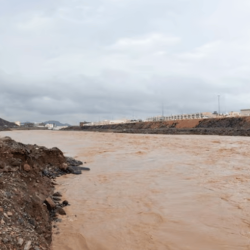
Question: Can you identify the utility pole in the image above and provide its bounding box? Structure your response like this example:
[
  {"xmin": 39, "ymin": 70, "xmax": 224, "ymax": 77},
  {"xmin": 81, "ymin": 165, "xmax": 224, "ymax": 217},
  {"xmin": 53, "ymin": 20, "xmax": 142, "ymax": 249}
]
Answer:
[
  {"xmin": 218, "ymin": 95, "xmax": 220, "ymax": 116},
  {"xmin": 162, "ymin": 102, "xmax": 164, "ymax": 117}
]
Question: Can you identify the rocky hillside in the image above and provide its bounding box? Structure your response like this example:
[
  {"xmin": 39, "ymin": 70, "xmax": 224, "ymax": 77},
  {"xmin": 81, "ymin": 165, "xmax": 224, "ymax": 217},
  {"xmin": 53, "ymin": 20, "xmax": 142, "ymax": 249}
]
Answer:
[{"xmin": 0, "ymin": 118, "xmax": 17, "ymax": 129}]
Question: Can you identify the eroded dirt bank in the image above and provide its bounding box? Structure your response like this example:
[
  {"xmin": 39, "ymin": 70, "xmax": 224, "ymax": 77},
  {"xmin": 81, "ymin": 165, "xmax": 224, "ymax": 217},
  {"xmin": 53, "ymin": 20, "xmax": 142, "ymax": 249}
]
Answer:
[
  {"xmin": 2, "ymin": 131, "xmax": 250, "ymax": 250},
  {"xmin": 0, "ymin": 136, "xmax": 67, "ymax": 250},
  {"xmin": 64, "ymin": 117, "xmax": 250, "ymax": 136},
  {"xmin": 0, "ymin": 133, "xmax": 86, "ymax": 250}
]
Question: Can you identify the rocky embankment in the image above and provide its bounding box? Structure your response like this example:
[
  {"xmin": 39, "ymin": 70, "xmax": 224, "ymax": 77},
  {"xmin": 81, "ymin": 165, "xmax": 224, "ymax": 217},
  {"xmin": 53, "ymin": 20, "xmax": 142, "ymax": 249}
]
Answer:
[
  {"xmin": 62, "ymin": 117, "xmax": 250, "ymax": 136},
  {"xmin": 0, "ymin": 136, "xmax": 89, "ymax": 250}
]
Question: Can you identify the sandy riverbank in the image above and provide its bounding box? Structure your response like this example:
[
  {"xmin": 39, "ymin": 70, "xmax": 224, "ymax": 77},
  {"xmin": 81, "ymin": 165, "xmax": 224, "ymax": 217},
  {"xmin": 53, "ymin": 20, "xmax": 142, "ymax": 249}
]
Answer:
[{"xmin": 1, "ymin": 131, "xmax": 250, "ymax": 250}]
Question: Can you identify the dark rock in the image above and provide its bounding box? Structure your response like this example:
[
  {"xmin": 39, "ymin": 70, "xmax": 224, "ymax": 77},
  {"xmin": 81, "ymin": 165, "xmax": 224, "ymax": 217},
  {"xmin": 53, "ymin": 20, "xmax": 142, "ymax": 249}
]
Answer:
[
  {"xmin": 67, "ymin": 166, "xmax": 82, "ymax": 175},
  {"xmin": 5, "ymin": 192, "xmax": 11, "ymax": 199},
  {"xmin": 28, "ymin": 218, "xmax": 36, "ymax": 226},
  {"xmin": 66, "ymin": 157, "xmax": 83, "ymax": 166},
  {"xmin": 0, "ymin": 161, "xmax": 5, "ymax": 169},
  {"xmin": 53, "ymin": 192, "xmax": 62, "ymax": 197},
  {"xmin": 62, "ymin": 200, "xmax": 69, "ymax": 206},
  {"xmin": 25, "ymin": 149, "xmax": 31, "ymax": 154},
  {"xmin": 67, "ymin": 165, "xmax": 90, "ymax": 175},
  {"xmin": 79, "ymin": 166, "xmax": 90, "ymax": 171},
  {"xmin": 56, "ymin": 207, "xmax": 66, "ymax": 215}
]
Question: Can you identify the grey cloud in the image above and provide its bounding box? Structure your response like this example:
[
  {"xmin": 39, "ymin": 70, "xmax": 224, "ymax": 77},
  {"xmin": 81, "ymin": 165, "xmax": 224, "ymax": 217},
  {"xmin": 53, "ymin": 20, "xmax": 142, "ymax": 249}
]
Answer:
[
  {"xmin": 0, "ymin": 0, "xmax": 250, "ymax": 123},
  {"xmin": 0, "ymin": 70, "xmax": 247, "ymax": 123}
]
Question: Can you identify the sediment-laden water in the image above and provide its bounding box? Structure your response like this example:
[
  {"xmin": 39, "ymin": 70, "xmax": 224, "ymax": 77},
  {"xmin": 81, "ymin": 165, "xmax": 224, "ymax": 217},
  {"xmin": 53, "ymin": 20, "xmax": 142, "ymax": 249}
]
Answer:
[{"xmin": 2, "ymin": 131, "xmax": 250, "ymax": 250}]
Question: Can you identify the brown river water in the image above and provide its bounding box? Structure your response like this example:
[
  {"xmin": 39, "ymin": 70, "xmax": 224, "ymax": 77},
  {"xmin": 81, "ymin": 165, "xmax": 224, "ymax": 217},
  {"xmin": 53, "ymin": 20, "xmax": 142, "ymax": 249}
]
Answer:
[{"xmin": 1, "ymin": 131, "xmax": 250, "ymax": 250}]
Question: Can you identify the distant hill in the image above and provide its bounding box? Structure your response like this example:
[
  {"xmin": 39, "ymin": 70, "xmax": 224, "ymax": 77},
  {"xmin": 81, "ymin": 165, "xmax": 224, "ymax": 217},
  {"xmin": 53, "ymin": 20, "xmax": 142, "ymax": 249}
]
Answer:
[
  {"xmin": 43, "ymin": 121, "xmax": 71, "ymax": 126},
  {"xmin": 0, "ymin": 118, "xmax": 17, "ymax": 127}
]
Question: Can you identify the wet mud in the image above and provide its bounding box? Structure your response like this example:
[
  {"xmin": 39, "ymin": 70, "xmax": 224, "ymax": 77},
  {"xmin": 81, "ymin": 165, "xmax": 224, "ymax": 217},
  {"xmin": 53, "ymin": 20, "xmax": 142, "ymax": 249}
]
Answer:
[{"xmin": 2, "ymin": 131, "xmax": 250, "ymax": 250}]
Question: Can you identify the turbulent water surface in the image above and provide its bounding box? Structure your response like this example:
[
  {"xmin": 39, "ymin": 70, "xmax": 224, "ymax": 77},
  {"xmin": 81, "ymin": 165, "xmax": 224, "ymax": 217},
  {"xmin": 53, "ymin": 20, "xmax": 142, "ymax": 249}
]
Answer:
[{"xmin": 2, "ymin": 131, "xmax": 250, "ymax": 250}]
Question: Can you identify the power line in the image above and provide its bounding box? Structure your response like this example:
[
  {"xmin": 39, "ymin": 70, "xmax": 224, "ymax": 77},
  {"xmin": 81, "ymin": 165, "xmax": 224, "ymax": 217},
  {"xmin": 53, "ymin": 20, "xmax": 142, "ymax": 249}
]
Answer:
[{"xmin": 218, "ymin": 95, "xmax": 220, "ymax": 115}]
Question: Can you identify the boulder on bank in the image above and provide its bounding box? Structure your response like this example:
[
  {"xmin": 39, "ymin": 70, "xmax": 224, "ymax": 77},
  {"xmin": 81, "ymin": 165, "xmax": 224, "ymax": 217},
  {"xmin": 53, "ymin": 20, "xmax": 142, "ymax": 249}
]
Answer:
[{"xmin": 66, "ymin": 157, "xmax": 83, "ymax": 166}]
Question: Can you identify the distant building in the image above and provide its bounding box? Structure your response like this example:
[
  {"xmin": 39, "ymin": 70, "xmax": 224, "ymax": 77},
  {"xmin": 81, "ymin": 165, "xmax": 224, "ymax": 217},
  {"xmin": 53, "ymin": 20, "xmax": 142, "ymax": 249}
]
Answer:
[
  {"xmin": 45, "ymin": 124, "xmax": 54, "ymax": 129},
  {"xmin": 80, "ymin": 121, "xmax": 90, "ymax": 127},
  {"xmin": 34, "ymin": 122, "xmax": 46, "ymax": 128},
  {"xmin": 22, "ymin": 122, "xmax": 35, "ymax": 127},
  {"xmin": 109, "ymin": 119, "xmax": 129, "ymax": 124},
  {"xmin": 241, "ymin": 109, "xmax": 250, "ymax": 116},
  {"xmin": 81, "ymin": 119, "xmax": 130, "ymax": 126},
  {"xmin": 228, "ymin": 111, "xmax": 241, "ymax": 117}
]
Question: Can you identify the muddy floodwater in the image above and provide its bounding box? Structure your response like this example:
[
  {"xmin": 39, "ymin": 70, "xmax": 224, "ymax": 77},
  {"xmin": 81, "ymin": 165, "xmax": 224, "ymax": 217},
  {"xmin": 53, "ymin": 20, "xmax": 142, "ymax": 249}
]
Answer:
[{"xmin": 2, "ymin": 131, "xmax": 250, "ymax": 250}]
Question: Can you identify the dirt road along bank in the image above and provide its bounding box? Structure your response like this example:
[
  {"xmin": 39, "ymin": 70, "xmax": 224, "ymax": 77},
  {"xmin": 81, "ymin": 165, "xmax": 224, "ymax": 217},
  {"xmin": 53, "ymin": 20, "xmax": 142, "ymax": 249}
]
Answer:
[
  {"xmin": 63, "ymin": 117, "xmax": 250, "ymax": 136},
  {"xmin": 2, "ymin": 131, "xmax": 250, "ymax": 250}
]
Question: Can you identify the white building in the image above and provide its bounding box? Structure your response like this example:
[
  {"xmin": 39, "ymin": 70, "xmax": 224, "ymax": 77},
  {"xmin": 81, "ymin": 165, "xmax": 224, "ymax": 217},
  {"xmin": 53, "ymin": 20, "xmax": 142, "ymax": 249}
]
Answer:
[
  {"xmin": 241, "ymin": 109, "xmax": 250, "ymax": 116},
  {"xmin": 45, "ymin": 124, "xmax": 54, "ymax": 129}
]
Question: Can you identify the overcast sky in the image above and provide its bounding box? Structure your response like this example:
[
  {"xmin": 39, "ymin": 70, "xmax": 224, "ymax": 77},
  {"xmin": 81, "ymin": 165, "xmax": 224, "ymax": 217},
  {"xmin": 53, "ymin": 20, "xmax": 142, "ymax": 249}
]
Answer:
[{"xmin": 1, "ymin": 0, "xmax": 250, "ymax": 124}]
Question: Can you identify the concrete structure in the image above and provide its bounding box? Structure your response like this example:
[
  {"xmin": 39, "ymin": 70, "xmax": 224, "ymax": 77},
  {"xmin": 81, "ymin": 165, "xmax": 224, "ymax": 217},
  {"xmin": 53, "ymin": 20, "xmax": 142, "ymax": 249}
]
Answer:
[{"xmin": 241, "ymin": 109, "xmax": 250, "ymax": 116}]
